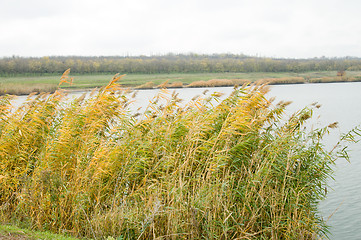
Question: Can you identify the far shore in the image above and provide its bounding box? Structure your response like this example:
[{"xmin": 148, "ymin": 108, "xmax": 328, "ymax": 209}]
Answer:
[{"xmin": 1, "ymin": 71, "xmax": 361, "ymax": 96}]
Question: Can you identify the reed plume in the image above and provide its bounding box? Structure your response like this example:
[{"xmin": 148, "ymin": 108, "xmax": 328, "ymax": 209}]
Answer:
[{"xmin": 0, "ymin": 69, "xmax": 354, "ymax": 239}]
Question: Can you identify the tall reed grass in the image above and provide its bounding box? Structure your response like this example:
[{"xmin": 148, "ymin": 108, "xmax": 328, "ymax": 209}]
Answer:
[
  {"xmin": 308, "ymin": 76, "xmax": 359, "ymax": 83},
  {"xmin": 257, "ymin": 77, "xmax": 305, "ymax": 85},
  {"xmin": 0, "ymin": 70, "xmax": 355, "ymax": 239},
  {"xmin": 187, "ymin": 79, "xmax": 250, "ymax": 88},
  {"xmin": 135, "ymin": 81, "xmax": 155, "ymax": 89},
  {"xmin": 0, "ymin": 83, "xmax": 58, "ymax": 95},
  {"xmin": 157, "ymin": 81, "xmax": 184, "ymax": 88}
]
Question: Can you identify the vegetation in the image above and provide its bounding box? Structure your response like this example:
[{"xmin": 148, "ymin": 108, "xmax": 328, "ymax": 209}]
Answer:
[
  {"xmin": 0, "ymin": 83, "xmax": 58, "ymax": 96},
  {"xmin": 187, "ymin": 79, "xmax": 250, "ymax": 88},
  {"xmin": 135, "ymin": 81, "xmax": 155, "ymax": 89},
  {"xmin": 1, "ymin": 71, "xmax": 361, "ymax": 96},
  {"xmin": 308, "ymin": 76, "xmax": 361, "ymax": 83},
  {"xmin": 1, "ymin": 54, "xmax": 361, "ymax": 76},
  {"xmin": 0, "ymin": 224, "xmax": 79, "ymax": 240},
  {"xmin": 1, "ymin": 54, "xmax": 361, "ymax": 95},
  {"xmin": 0, "ymin": 71, "xmax": 356, "ymax": 239},
  {"xmin": 257, "ymin": 77, "xmax": 305, "ymax": 85}
]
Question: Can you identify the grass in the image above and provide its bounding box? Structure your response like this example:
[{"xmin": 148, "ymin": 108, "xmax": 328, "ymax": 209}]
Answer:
[
  {"xmin": 308, "ymin": 76, "xmax": 359, "ymax": 83},
  {"xmin": 187, "ymin": 79, "xmax": 250, "ymax": 87},
  {"xmin": 135, "ymin": 81, "xmax": 155, "ymax": 89},
  {"xmin": 0, "ymin": 70, "xmax": 358, "ymax": 239},
  {"xmin": 257, "ymin": 77, "xmax": 305, "ymax": 85},
  {"xmin": 0, "ymin": 224, "xmax": 79, "ymax": 240},
  {"xmin": 1, "ymin": 71, "xmax": 361, "ymax": 95},
  {"xmin": 0, "ymin": 83, "xmax": 58, "ymax": 95}
]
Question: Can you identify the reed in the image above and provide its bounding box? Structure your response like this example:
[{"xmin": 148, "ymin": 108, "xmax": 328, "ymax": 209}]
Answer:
[
  {"xmin": 135, "ymin": 81, "xmax": 155, "ymax": 89},
  {"xmin": 308, "ymin": 76, "xmax": 358, "ymax": 83},
  {"xmin": 0, "ymin": 83, "xmax": 58, "ymax": 95},
  {"xmin": 168, "ymin": 81, "xmax": 183, "ymax": 88},
  {"xmin": 257, "ymin": 77, "xmax": 305, "ymax": 85},
  {"xmin": 157, "ymin": 81, "xmax": 184, "ymax": 88},
  {"xmin": 187, "ymin": 79, "xmax": 250, "ymax": 88},
  {"xmin": 0, "ymin": 70, "xmax": 354, "ymax": 239}
]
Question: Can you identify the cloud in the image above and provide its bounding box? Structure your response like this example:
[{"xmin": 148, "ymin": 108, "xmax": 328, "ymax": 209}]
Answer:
[
  {"xmin": 0, "ymin": 0, "xmax": 74, "ymax": 21},
  {"xmin": 0, "ymin": 0, "xmax": 360, "ymax": 58}
]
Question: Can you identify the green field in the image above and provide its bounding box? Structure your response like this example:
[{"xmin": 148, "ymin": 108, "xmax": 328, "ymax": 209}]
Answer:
[{"xmin": 1, "ymin": 71, "xmax": 361, "ymax": 95}]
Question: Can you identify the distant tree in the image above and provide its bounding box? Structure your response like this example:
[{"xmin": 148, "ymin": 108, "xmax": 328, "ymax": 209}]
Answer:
[{"xmin": 1, "ymin": 55, "xmax": 361, "ymax": 76}]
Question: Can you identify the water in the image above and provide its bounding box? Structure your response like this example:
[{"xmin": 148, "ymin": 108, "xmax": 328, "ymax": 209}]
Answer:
[
  {"xmin": 269, "ymin": 83, "xmax": 361, "ymax": 240},
  {"xmin": 10, "ymin": 82, "xmax": 361, "ymax": 239}
]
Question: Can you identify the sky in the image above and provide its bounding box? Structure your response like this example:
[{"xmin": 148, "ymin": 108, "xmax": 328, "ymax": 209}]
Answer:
[{"xmin": 1, "ymin": 0, "xmax": 360, "ymax": 58}]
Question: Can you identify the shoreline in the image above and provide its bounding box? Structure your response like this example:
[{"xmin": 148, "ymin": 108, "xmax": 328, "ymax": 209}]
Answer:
[{"xmin": 2, "ymin": 77, "xmax": 361, "ymax": 96}]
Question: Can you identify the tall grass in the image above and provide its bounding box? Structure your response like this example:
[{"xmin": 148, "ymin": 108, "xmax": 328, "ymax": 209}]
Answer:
[
  {"xmin": 308, "ymin": 76, "xmax": 360, "ymax": 83},
  {"xmin": 257, "ymin": 77, "xmax": 305, "ymax": 85},
  {"xmin": 187, "ymin": 79, "xmax": 250, "ymax": 88},
  {"xmin": 157, "ymin": 81, "xmax": 184, "ymax": 88},
  {"xmin": 0, "ymin": 224, "xmax": 79, "ymax": 240},
  {"xmin": 0, "ymin": 83, "xmax": 58, "ymax": 95},
  {"xmin": 0, "ymin": 70, "xmax": 354, "ymax": 239},
  {"xmin": 135, "ymin": 81, "xmax": 155, "ymax": 89}
]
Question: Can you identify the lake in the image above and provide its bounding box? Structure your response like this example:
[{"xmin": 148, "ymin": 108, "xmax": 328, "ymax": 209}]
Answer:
[
  {"xmin": 270, "ymin": 83, "xmax": 361, "ymax": 240},
  {"xmin": 11, "ymin": 82, "xmax": 361, "ymax": 239}
]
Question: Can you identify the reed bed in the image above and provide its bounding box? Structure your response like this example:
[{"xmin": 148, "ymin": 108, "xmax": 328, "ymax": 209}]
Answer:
[
  {"xmin": 135, "ymin": 81, "xmax": 155, "ymax": 89},
  {"xmin": 167, "ymin": 81, "xmax": 184, "ymax": 88},
  {"xmin": 187, "ymin": 79, "xmax": 250, "ymax": 88},
  {"xmin": 257, "ymin": 77, "xmax": 305, "ymax": 85},
  {"xmin": 0, "ymin": 83, "xmax": 58, "ymax": 96},
  {"xmin": 308, "ymin": 76, "xmax": 359, "ymax": 83},
  {"xmin": 157, "ymin": 81, "xmax": 184, "ymax": 88},
  {"xmin": 0, "ymin": 70, "xmax": 353, "ymax": 239}
]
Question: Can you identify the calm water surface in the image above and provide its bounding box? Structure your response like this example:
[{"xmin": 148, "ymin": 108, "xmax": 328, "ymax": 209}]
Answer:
[
  {"xmin": 11, "ymin": 82, "xmax": 361, "ymax": 239},
  {"xmin": 270, "ymin": 83, "xmax": 361, "ymax": 240}
]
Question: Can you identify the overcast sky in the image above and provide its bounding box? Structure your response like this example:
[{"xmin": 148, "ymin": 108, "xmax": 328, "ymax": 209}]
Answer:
[{"xmin": 1, "ymin": 0, "xmax": 360, "ymax": 58}]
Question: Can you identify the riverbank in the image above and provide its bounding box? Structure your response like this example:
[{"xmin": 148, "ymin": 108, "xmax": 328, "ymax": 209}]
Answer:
[{"xmin": 1, "ymin": 71, "xmax": 361, "ymax": 96}]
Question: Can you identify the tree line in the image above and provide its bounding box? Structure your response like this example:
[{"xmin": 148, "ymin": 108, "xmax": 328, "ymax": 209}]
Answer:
[{"xmin": 1, "ymin": 54, "xmax": 361, "ymax": 76}]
